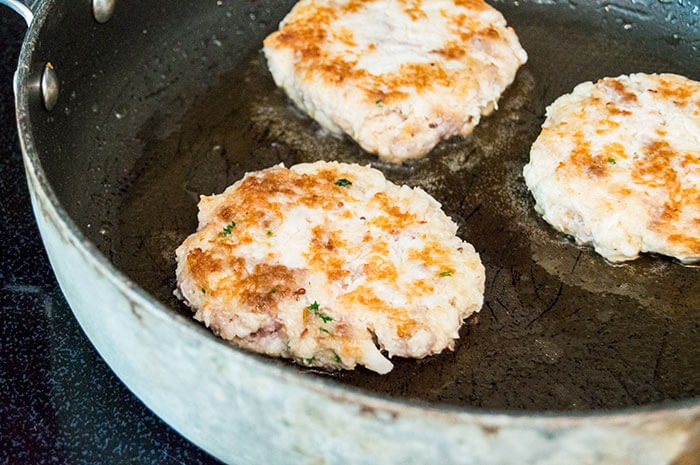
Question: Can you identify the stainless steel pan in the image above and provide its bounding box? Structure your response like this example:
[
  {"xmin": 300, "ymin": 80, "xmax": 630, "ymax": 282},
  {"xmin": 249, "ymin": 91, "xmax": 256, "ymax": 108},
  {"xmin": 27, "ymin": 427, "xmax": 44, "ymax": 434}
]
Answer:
[{"xmin": 4, "ymin": 0, "xmax": 699, "ymax": 463}]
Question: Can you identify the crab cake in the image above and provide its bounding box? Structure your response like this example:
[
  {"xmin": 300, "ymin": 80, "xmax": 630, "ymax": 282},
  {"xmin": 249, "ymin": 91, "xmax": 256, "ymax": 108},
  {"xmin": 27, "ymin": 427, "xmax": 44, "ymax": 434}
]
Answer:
[
  {"xmin": 176, "ymin": 161, "xmax": 485, "ymax": 374},
  {"xmin": 263, "ymin": 0, "xmax": 527, "ymax": 163},
  {"xmin": 523, "ymin": 73, "xmax": 700, "ymax": 263}
]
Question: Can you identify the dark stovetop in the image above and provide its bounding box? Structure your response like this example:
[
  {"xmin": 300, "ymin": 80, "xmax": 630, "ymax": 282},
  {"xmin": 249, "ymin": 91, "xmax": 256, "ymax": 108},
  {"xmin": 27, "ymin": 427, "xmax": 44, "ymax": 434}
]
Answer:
[{"xmin": 0, "ymin": 12, "xmax": 221, "ymax": 465}]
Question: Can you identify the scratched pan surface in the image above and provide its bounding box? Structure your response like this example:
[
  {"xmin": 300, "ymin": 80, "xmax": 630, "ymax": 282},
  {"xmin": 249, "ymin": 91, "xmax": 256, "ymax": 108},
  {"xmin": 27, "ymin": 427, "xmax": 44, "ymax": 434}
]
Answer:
[{"xmin": 35, "ymin": 0, "xmax": 699, "ymax": 411}]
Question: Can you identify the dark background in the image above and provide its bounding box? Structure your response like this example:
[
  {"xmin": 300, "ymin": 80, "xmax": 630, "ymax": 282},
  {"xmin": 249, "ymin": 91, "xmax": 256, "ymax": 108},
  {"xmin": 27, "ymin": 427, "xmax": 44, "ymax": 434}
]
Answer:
[{"xmin": 0, "ymin": 11, "xmax": 220, "ymax": 464}]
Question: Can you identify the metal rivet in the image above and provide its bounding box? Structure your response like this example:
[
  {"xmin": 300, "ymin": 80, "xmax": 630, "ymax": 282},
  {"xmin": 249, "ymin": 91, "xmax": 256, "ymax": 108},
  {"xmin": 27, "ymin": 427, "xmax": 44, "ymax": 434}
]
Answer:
[
  {"xmin": 41, "ymin": 62, "xmax": 59, "ymax": 112},
  {"xmin": 92, "ymin": 0, "xmax": 115, "ymax": 23}
]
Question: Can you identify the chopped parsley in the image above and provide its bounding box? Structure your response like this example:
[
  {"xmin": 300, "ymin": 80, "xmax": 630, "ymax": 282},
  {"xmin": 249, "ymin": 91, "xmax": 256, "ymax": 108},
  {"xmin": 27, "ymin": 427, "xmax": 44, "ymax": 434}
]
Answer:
[
  {"xmin": 375, "ymin": 99, "xmax": 382, "ymax": 105},
  {"xmin": 308, "ymin": 301, "xmax": 333, "ymax": 323},
  {"xmin": 201, "ymin": 288, "xmax": 207, "ymax": 294},
  {"xmin": 440, "ymin": 271, "xmax": 453, "ymax": 277},
  {"xmin": 333, "ymin": 353, "xmax": 342, "ymax": 364},
  {"xmin": 303, "ymin": 357, "xmax": 314, "ymax": 366},
  {"xmin": 270, "ymin": 287, "xmax": 277, "ymax": 294},
  {"xmin": 221, "ymin": 220, "xmax": 236, "ymax": 236},
  {"xmin": 319, "ymin": 327, "xmax": 331, "ymax": 335},
  {"xmin": 266, "ymin": 230, "xmax": 273, "ymax": 236},
  {"xmin": 607, "ymin": 157, "xmax": 616, "ymax": 165},
  {"xmin": 334, "ymin": 178, "xmax": 352, "ymax": 187}
]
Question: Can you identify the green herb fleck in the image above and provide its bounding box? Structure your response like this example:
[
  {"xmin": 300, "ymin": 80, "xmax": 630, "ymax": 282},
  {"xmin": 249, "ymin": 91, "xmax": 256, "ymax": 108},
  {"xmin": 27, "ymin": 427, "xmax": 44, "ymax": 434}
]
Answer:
[
  {"xmin": 334, "ymin": 178, "xmax": 352, "ymax": 187},
  {"xmin": 375, "ymin": 99, "xmax": 382, "ymax": 105},
  {"xmin": 333, "ymin": 354, "xmax": 342, "ymax": 364},
  {"xmin": 319, "ymin": 327, "xmax": 331, "ymax": 335},
  {"xmin": 221, "ymin": 220, "xmax": 236, "ymax": 236},
  {"xmin": 266, "ymin": 230, "xmax": 273, "ymax": 236},
  {"xmin": 608, "ymin": 157, "xmax": 616, "ymax": 165},
  {"xmin": 303, "ymin": 357, "xmax": 314, "ymax": 366},
  {"xmin": 270, "ymin": 287, "xmax": 277, "ymax": 294},
  {"xmin": 440, "ymin": 271, "xmax": 453, "ymax": 277},
  {"xmin": 201, "ymin": 288, "xmax": 207, "ymax": 294},
  {"xmin": 308, "ymin": 301, "xmax": 333, "ymax": 323}
]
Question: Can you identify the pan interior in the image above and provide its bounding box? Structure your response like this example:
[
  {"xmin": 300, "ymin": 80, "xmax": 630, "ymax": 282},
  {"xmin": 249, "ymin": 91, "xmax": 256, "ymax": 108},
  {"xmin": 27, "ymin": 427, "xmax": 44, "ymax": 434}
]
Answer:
[{"xmin": 30, "ymin": 0, "xmax": 700, "ymax": 411}]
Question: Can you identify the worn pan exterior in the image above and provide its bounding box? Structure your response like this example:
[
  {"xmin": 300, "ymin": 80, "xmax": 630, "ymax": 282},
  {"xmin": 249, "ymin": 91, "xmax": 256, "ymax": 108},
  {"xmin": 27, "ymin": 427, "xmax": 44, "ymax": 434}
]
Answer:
[{"xmin": 12, "ymin": 0, "xmax": 700, "ymax": 463}]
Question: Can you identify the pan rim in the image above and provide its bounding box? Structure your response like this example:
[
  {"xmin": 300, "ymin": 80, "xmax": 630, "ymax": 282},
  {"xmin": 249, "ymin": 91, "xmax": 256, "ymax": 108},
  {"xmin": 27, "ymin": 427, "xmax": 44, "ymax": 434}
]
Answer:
[{"xmin": 14, "ymin": 0, "xmax": 700, "ymax": 422}]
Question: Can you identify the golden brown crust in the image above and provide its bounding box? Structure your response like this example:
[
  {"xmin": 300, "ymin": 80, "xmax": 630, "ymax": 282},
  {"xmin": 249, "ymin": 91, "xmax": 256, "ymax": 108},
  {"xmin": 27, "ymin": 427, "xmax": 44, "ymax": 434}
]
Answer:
[
  {"xmin": 187, "ymin": 248, "xmax": 222, "ymax": 285},
  {"xmin": 264, "ymin": 0, "xmax": 505, "ymax": 105},
  {"xmin": 656, "ymin": 76, "xmax": 700, "ymax": 106},
  {"xmin": 307, "ymin": 226, "xmax": 351, "ymax": 282},
  {"xmin": 340, "ymin": 286, "xmax": 418, "ymax": 336},
  {"xmin": 561, "ymin": 133, "xmax": 609, "ymax": 178},
  {"xmin": 599, "ymin": 78, "xmax": 638, "ymax": 103},
  {"xmin": 526, "ymin": 73, "xmax": 700, "ymax": 261},
  {"xmin": 239, "ymin": 264, "xmax": 303, "ymax": 314},
  {"xmin": 190, "ymin": 165, "xmax": 463, "ymax": 314},
  {"xmin": 176, "ymin": 162, "xmax": 486, "ymax": 372},
  {"xmin": 556, "ymin": 134, "xmax": 699, "ymax": 254},
  {"xmin": 636, "ymin": 140, "xmax": 699, "ymax": 252}
]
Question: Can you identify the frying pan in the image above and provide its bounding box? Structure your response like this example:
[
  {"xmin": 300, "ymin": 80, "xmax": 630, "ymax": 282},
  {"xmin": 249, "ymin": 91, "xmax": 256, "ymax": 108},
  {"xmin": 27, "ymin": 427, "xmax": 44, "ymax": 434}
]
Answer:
[{"xmin": 4, "ymin": 0, "xmax": 700, "ymax": 463}]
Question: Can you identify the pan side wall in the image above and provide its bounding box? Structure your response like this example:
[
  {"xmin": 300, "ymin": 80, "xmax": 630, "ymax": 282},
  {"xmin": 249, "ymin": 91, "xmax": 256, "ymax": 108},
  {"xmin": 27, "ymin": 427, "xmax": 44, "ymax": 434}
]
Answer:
[{"xmin": 21, "ymin": 139, "xmax": 700, "ymax": 465}]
